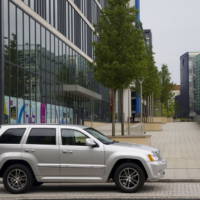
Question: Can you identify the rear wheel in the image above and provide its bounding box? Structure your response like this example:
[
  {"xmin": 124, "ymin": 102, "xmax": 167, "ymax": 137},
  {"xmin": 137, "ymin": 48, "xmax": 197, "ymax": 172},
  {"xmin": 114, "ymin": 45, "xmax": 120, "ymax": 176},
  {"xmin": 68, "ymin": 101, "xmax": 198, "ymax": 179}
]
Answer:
[
  {"xmin": 3, "ymin": 164, "xmax": 33, "ymax": 194},
  {"xmin": 114, "ymin": 163, "xmax": 145, "ymax": 193}
]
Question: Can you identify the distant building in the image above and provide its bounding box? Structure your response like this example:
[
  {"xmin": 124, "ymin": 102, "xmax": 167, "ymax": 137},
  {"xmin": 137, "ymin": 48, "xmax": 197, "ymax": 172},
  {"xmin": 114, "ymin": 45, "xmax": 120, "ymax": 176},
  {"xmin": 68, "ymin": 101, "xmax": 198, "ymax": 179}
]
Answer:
[
  {"xmin": 194, "ymin": 55, "xmax": 200, "ymax": 115},
  {"xmin": 135, "ymin": 0, "xmax": 140, "ymax": 21},
  {"xmin": 129, "ymin": 0, "xmax": 140, "ymax": 22},
  {"xmin": 180, "ymin": 52, "xmax": 200, "ymax": 118},
  {"xmin": 144, "ymin": 29, "xmax": 152, "ymax": 51},
  {"xmin": 172, "ymin": 85, "xmax": 180, "ymax": 97}
]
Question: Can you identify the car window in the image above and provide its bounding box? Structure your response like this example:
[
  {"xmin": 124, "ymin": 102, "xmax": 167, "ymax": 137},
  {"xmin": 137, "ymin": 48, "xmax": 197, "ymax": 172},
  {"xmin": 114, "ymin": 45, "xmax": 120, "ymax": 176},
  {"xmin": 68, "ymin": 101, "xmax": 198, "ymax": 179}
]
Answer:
[
  {"xmin": 27, "ymin": 128, "xmax": 56, "ymax": 145},
  {"xmin": 0, "ymin": 128, "xmax": 26, "ymax": 144},
  {"xmin": 84, "ymin": 128, "xmax": 114, "ymax": 144},
  {"xmin": 61, "ymin": 129, "xmax": 88, "ymax": 146}
]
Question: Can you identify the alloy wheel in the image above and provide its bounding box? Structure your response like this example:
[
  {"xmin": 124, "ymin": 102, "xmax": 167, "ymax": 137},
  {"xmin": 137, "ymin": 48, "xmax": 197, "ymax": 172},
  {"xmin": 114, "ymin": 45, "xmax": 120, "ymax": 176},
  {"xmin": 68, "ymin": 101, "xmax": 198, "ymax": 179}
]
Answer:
[
  {"xmin": 119, "ymin": 167, "xmax": 140, "ymax": 190},
  {"xmin": 7, "ymin": 168, "xmax": 28, "ymax": 191}
]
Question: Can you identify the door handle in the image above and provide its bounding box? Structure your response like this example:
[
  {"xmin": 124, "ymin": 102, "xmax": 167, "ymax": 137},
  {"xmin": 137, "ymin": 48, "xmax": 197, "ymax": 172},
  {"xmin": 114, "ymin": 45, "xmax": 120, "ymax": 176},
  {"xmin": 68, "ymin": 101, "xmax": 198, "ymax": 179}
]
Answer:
[
  {"xmin": 62, "ymin": 150, "xmax": 73, "ymax": 154},
  {"xmin": 24, "ymin": 149, "xmax": 35, "ymax": 153}
]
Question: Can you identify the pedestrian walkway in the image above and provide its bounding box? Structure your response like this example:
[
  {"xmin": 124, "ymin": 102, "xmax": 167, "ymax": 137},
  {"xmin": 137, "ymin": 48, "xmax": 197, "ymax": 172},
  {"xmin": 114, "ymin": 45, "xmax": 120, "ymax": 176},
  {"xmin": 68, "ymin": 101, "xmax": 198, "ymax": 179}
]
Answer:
[
  {"xmin": 97, "ymin": 121, "xmax": 200, "ymax": 180},
  {"xmin": 0, "ymin": 182, "xmax": 200, "ymax": 199},
  {"xmin": 150, "ymin": 122, "xmax": 200, "ymax": 180}
]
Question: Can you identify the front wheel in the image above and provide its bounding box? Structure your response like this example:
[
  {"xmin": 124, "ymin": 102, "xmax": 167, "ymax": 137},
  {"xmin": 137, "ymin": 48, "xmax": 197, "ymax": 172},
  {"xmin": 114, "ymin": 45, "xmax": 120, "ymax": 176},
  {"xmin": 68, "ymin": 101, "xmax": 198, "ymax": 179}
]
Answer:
[
  {"xmin": 114, "ymin": 163, "xmax": 145, "ymax": 193},
  {"xmin": 3, "ymin": 164, "xmax": 33, "ymax": 194}
]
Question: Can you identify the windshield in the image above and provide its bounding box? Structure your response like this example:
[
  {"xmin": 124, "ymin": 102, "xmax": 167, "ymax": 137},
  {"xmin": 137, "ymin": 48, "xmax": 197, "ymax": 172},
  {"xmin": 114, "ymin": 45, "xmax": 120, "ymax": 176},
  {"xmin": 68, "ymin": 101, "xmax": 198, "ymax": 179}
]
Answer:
[{"xmin": 84, "ymin": 128, "xmax": 115, "ymax": 145}]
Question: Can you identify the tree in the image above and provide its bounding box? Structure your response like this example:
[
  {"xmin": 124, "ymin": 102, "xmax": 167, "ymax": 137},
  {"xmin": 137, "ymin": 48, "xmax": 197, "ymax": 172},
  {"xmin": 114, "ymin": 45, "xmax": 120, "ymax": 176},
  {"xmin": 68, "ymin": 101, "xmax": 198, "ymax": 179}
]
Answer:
[
  {"xmin": 142, "ymin": 50, "xmax": 161, "ymax": 99},
  {"xmin": 159, "ymin": 64, "xmax": 173, "ymax": 116},
  {"xmin": 93, "ymin": 0, "xmax": 147, "ymax": 136},
  {"xmin": 132, "ymin": 47, "xmax": 161, "ymax": 122}
]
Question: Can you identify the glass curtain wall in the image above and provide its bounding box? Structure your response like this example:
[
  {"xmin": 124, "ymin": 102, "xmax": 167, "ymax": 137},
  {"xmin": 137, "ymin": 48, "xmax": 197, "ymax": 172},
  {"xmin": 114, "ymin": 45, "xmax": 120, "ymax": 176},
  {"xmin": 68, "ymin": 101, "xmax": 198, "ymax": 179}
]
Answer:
[
  {"xmin": 21, "ymin": 0, "xmax": 104, "ymax": 59},
  {"xmin": 3, "ymin": 0, "xmax": 110, "ymax": 125},
  {"xmin": 194, "ymin": 55, "xmax": 200, "ymax": 114}
]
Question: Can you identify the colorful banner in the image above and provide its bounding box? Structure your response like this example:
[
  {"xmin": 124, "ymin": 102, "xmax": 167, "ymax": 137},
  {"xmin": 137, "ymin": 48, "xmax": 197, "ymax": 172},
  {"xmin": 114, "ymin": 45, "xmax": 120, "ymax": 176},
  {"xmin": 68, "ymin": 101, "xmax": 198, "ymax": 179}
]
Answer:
[
  {"xmin": 41, "ymin": 103, "xmax": 46, "ymax": 123},
  {"xmin": 3, "ymin": 96, "xmax": 72, "ymax": 125}
]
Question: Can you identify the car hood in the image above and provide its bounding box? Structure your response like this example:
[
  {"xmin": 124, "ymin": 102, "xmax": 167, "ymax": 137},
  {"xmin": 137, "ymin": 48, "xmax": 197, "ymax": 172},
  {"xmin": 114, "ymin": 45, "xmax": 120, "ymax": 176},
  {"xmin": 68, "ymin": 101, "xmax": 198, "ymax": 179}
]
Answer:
[{"xmin": 108, "ymin": 142, "xmax": 158, "ymax": 153}]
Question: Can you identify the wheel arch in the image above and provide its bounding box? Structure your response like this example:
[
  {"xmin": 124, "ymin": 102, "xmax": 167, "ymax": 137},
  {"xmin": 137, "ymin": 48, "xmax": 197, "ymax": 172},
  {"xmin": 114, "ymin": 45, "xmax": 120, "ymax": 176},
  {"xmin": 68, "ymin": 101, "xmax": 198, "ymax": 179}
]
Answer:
[
  {"xmin": 108, "ymin": 158, "xmax": 148, "ymax": 181},
  {"xmin": 0, "ymin": 160, "xmax": 36, "ymax": 179}
]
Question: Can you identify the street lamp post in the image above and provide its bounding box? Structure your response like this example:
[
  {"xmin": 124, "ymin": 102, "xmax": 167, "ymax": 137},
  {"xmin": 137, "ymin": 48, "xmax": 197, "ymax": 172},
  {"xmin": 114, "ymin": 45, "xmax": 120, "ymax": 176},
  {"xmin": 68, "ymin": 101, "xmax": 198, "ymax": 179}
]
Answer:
[
  {"xmin": 128, "ymin": 87, "xmax": 130, "ymax": 135},
  {"xmin": 139, "ymin": 79, "xmax": 144, "ymax": 124}
]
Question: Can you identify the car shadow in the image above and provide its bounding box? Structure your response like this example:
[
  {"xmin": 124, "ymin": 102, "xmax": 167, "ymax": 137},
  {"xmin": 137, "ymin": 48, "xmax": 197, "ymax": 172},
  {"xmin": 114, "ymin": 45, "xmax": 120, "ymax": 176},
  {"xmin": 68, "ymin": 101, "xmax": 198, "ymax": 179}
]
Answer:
[
  {"xmin": 30, "ymin": 183, "xmax": 156, "ymax": 193},
  {"xmin": 31, "ymin": 183, "xmax": 118, "ymax": 193},
  {"xmin": 0, "ymin": 183, "xmax": 157, "ymax": 194}
]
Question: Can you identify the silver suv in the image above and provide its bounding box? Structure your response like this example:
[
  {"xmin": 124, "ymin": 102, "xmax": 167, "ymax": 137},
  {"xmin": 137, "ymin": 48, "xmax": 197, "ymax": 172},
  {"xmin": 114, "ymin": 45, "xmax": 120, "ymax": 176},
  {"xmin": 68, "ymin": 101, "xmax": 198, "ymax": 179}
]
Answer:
[{"xmin": 0, "ymin": 124, "xmax": 166, "ymax": 194}]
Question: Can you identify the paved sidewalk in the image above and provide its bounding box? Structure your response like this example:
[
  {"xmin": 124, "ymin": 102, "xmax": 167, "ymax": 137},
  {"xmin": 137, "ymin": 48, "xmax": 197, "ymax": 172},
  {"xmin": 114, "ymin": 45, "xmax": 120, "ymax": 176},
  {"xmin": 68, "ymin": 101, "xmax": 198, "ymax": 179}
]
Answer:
[
  {"xmin": 150, "ymin": 122, "xmax": 200, "ymax": 180},
  {"xmin": 97, "ymin": 122, "xmax": 200, "ymax": 180},
  {"xmin": 0, "ymin": 182, "xmax": 200, "ymax": 200}
]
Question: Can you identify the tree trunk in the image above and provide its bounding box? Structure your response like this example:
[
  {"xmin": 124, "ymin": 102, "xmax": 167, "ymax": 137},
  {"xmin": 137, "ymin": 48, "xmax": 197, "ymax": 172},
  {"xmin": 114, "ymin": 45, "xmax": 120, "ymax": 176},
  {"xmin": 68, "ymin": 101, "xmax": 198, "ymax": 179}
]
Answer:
[
  {"xmin": 112, "ymin": 89, "xmax": 116, "ymax": 136},
  {"xmin": 147, "ymin": 96, "xmax": 150, "ymax": 123},
  {"xmin": 161, "ymin": 103, "xmax": 163, "ymax": 116},
  {"xmin": 120, "ymin": 89, "xmax": 124, "ymax": 136}
]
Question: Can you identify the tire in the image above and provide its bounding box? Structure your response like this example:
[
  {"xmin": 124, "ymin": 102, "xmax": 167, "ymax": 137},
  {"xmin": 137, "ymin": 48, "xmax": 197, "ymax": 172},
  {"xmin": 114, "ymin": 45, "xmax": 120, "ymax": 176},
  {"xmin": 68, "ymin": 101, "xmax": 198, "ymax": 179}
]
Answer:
[
  {"xmin": 114, "ymin": 162, "xmax": 145, "ymax": 193},
  {"xmin": 3, "ymin": 164, "xmax": 34, "ymax": 194}
]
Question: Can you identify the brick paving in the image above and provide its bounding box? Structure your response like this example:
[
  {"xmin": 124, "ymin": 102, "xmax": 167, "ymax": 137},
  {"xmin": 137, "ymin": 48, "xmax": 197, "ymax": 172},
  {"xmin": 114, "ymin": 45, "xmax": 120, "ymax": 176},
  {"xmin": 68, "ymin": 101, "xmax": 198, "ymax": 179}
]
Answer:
[
  {"xmin": 97, "ymin": 121, "xmax": 200, "ymax": 180},
  {"xmin": 150, "ymin": 122, "xmax": 200, "ymax": 180},
  {"xmin": 0, "ymin": 182, "xmax": 200, "ymax": 199}
]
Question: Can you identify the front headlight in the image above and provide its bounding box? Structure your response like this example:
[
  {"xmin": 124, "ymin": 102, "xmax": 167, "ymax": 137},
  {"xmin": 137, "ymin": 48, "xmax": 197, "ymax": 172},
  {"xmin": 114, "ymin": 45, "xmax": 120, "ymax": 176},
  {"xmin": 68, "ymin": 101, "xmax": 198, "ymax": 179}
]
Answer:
[{"xmin": 148, "ymin": 152, "xmax": 159, "ymax": 162}]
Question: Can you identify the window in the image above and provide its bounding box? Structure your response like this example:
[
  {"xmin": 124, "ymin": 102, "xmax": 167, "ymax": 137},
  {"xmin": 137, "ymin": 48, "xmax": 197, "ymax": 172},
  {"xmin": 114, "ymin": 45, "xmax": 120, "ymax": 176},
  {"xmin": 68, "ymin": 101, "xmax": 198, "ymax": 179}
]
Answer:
[
  {"xmin": 84, "ymin": 128, "xmax": 114, "ymax": 145},
  {"xmin": 61, "ymin": 129, "xmax": 88, "ymax": 146},
  {"xmin": 27, "ymin": 128, "xmax": 56, "ymax": 145},
  {"xmin": 0, "ymin": 128, "xmax": 26, "ymax": 144}
]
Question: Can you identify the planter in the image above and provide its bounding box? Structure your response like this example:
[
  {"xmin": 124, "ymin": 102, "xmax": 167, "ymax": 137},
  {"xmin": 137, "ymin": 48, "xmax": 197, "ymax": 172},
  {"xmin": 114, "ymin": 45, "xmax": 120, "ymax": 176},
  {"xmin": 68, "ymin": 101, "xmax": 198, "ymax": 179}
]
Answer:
[
  {"xmin": 111, "ymin": 135, "xmax": 152, "ymax": 146},
  {"xmin": 144, "ymin": 123, "xmax": 162, "ymax": 132}
]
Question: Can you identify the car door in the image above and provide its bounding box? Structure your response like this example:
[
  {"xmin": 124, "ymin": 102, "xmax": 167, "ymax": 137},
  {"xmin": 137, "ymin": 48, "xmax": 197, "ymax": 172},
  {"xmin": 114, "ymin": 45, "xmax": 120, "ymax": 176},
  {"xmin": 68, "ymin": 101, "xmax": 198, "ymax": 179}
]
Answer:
[
  {"xmin": 60, "ymin": 128, "xmax": 105, "ymax": 179},
  {"xmin": 22, "ymin": 127, "xmax": 60, "ymax": 177}
]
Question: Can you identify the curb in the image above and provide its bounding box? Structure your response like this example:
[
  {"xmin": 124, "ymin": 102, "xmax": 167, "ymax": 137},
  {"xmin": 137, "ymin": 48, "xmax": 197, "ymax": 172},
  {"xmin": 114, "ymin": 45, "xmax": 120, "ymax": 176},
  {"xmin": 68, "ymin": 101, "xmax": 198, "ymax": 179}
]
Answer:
[
  {"xmin": 17, "ymin": 198, "xmax": 200, "ymax": 200},
  {"xmin": 157, "ymin": 179, "xmax": 200, "ymax": 183},
  {"xmin": 1, "ymin": 179, "xmax": 200, "ymax": 184}
]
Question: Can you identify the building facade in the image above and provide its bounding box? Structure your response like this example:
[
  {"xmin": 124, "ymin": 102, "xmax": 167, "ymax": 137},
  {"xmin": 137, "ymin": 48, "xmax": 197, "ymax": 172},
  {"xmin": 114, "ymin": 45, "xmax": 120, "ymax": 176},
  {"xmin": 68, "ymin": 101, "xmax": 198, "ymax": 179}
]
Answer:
[
  {"xmin": 0, "ymin": 0, "xmax": 110, "ymax": 125},
  {"xmin": 194, "ymin": 54, "xmax": 200, "ymax": 115},
  {"xmin": 144, "ymin": 29, "xmax": 152, "ymax": 51},
  {"xmin": 180, "ymin": 52, "xmax": 200, "ymax": 118}
]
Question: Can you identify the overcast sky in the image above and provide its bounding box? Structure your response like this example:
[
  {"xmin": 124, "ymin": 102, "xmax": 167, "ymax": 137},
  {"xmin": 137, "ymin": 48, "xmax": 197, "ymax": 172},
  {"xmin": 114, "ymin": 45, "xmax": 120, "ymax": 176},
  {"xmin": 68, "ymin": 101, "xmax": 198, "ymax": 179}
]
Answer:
[{"xmin": 140, "ymin": 0, "xmax": 200, "ymax": 84}]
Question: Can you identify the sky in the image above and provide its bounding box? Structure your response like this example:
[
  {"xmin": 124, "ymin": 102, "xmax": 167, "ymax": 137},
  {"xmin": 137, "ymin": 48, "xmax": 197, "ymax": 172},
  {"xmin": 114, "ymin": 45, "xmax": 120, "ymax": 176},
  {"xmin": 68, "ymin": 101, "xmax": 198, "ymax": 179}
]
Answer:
[{"xmin": 140, "ymin": 0, "xmax": 200, "ymax": 84}]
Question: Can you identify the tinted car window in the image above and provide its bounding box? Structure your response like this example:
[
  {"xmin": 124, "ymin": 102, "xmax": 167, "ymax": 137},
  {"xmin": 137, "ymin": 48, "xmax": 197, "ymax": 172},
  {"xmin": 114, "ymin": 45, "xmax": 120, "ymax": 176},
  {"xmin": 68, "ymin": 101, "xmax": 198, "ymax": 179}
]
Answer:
[
  {"xmin": 27, "ymin": 128, "xmax": 56, "ymax": 145},
  {"xmin": 62, "ymin": 129, "xmax": 88, "ymax": 146},
  {"xmin": 0, "ymin": 128, "xmax": 26, "ymax": 144}
]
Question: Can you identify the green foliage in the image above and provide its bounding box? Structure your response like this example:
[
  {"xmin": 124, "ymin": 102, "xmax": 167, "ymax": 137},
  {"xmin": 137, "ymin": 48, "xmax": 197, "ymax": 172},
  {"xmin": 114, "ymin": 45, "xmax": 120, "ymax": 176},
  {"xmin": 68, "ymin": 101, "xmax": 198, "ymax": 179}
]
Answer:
[
  {"xmin": 142, "ymin": 50, "xmax": 161, "ymax": 99},
  {"xmin": 93, "ymin": 0, "xmax": 147, "ymax": 90},
  {"xmin": 160, "ymin": 64, "xmax": 173, "ymax": 106},
  {"xmin": 159, "ymin": 64, "xmax": 174, "ymax": 116},
  {"xmin": 133, "ymin": 48, "xmax": 161, "ymax": 100},
  {"xmin": 162, "ymin": 97, "xmax": 175, "ymax": 117}
]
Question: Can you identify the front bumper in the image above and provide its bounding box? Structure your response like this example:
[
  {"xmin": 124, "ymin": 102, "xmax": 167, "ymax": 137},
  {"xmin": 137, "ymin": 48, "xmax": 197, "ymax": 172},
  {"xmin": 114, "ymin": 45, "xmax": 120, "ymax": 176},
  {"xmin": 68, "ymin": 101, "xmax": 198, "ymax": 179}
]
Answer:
[{"xmin": 147, "ymin": 159, "xmax": 167, "ymax": 181}]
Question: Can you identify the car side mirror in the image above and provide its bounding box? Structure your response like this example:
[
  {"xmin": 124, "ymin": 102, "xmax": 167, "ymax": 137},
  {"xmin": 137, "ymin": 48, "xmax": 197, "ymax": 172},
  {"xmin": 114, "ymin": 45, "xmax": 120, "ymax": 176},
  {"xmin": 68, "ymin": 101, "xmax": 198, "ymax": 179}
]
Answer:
[{"xmin": 86, "ymin": 138, "xmax": 97, "ymax": 147}]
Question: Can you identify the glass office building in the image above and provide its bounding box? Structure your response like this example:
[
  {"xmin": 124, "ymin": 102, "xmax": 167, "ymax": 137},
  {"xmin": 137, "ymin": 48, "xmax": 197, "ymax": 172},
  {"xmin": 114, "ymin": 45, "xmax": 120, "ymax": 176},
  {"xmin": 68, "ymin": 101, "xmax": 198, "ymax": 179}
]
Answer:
[
  {"xmin": 194, "ymin": 54, "xmax": 200, "ymax": 115},
  {"xmin": 0, "ymin": 0, "xmax": 110, "ymax": 125},
  {"xmin": 180, "ymin": 52, "xmax": 200, "ymax": 118}
]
